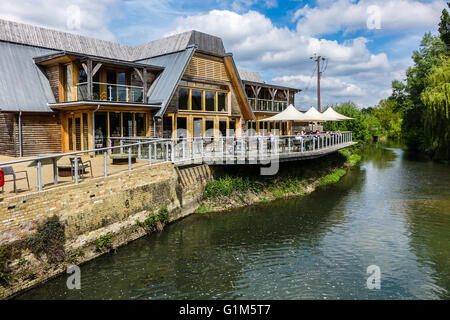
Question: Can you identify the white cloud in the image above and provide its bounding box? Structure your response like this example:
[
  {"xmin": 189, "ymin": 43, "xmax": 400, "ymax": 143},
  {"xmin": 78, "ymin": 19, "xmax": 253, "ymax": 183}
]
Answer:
[
  {"xmin": 0, "ymin": 0, "xmax": 118, "ymax": 41},
  {"xmin": 294, "ymin": 0, "xmax": 444, "ymax": 36},
  {"xmin": 170, "ymin": 9, "xmax": 401, "ymax": 106}
]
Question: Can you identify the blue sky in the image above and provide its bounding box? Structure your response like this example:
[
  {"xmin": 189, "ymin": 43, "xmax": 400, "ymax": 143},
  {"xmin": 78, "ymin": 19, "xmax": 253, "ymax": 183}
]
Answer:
[{"xmin": 1, "ymin": 0, "xmax": 446, "ymax": 108}]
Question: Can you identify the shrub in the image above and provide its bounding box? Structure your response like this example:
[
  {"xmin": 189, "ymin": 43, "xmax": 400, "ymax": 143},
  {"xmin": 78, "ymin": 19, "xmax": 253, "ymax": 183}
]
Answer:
[
  {"xmin": 95, "ymin": 234, "xmax": 112, "ymax": 252},
  {"xmin": 26, "ymin": 215, "xmax": 65, "ymax": 263},
  {"xmin": 157, "ymin": 206, "xmax": 169, "ymax": 224}
]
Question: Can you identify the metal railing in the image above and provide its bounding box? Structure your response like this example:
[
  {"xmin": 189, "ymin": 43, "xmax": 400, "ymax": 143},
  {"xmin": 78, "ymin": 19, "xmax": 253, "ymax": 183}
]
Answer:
[
  {"xmin": 0, "ymin": 132, "xmax": 352, "ymax": 193},
  {"xmin": 247, "ymin": 98, "xmax": 288, "ymax": 112},
  {"xmin": 75, "ymin": 82, "xmax": 144, "ymax": 103}
]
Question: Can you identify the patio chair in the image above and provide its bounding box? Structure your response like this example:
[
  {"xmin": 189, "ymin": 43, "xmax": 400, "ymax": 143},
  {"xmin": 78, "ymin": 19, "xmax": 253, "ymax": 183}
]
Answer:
[
  {"xmin": 0, "ymin": 166, "xmax": 30, "ymax": 193},
  {"xmin": 69, "ymin": 157, "xmax": 93, "ymax": 179}
]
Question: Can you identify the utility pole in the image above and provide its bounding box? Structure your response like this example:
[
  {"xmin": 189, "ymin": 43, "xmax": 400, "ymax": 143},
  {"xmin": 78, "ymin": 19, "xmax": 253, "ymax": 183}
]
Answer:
[{"xmin": 310, "ymin": 55, "xmax": 326, "ymax": 112}]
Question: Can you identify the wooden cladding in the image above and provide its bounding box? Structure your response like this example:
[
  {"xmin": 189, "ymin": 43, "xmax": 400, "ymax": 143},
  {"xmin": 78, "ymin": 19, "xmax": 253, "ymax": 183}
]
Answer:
[
  {"xmin": 21, "ymin": 114, "xmax": 62, "ymax": 156},
  {"xmin": 184, "ymin": 56, "xmax": 229, "ymax": 82}
]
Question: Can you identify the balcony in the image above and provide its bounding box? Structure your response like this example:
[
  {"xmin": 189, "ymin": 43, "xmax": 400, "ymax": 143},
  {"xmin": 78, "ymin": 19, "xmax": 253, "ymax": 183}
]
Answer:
[
  {"xmin": 248, "ymin": 98, "xmax": 288, "ymax": 112},
  {"xmin": 75, "ymin": 82, "xmax": 144, "ymax": 103}
]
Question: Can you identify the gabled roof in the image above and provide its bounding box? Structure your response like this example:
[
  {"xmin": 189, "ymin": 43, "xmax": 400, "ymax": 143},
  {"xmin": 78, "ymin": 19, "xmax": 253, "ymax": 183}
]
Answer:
[
  {"xmin": 0, "ymin": 19, "xmax": 226, "ymax": 61},
  {"xmin": 138, "ymin": 46, "xmax": 196, "ymax": 117},
  {"xmin": 0, "ymin": 41, "xmax": 57, "ymax": 112},
  {"xmin": 131, "ymin": 30, "xmax": 225, "ymax": 60}
]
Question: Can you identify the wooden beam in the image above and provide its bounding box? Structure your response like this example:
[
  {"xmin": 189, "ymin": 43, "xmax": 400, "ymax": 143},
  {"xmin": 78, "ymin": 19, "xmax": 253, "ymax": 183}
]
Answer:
[
  {"xmin": 142, "ymin": 68, "xmax": 147, "ymax": 104},
  {"xmin": 133, "ymin": 68, "xmax": 144, "ymax": 82},
  {"xmin": 87, "ymin": 59, "xmax": 93, "ymax": 100},
  {"xmin": 92, "ymin": 62, "xmax": 102, "ymax": 77}
]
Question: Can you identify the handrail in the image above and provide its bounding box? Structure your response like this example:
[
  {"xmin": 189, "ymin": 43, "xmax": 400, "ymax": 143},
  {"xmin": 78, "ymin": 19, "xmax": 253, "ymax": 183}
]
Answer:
[
  {"xmin": 0, "ymin": 132, "xmax": 352, "ymax": 193},
  {"xmin": 76, "ymin": 82, "xmax": 144, "ymax": 89}
]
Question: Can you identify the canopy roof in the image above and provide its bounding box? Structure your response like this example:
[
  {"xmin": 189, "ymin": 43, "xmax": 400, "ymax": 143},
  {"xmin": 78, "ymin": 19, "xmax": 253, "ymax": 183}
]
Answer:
[
  {"xmin": 323, "ymin": 107, "xmax": 355, "ymax": 120},
  {"xmin": 303, "ymin": 107, "xmax": 335, "ymax": 122},
  {"xmin": 259, "ymin": 104, "xmax": 310, "ymax": 121}
]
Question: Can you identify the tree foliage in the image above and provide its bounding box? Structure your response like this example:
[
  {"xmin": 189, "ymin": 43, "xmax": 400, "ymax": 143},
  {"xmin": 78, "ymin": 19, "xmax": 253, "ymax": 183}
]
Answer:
[
  {"xmin": 421, "ymin": 58, "xmax": 450, "ymax": 160},
  {"xmin": 386, "ymin": 5, "xmax": 449, "ymax": 159}
]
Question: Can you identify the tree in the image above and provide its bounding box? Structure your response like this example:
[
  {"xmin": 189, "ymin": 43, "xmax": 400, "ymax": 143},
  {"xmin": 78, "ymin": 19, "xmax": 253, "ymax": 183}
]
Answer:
[
  {"xmin": 421, "ymin": 58, "xmax": 450, "ymax": 160},
  {"xmin": 438, "ymin": 2, "xmax": 450, "ymax": 48},
  {"xmin": 372, "ymin": 99, "xmax": 403, "ymax": 140}
]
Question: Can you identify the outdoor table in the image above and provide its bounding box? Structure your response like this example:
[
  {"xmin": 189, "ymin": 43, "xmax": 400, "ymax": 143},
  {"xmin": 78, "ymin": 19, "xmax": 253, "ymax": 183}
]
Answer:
[{"xmin": 27, "ymin": 155, "xmax": 62, "ymax": 186}]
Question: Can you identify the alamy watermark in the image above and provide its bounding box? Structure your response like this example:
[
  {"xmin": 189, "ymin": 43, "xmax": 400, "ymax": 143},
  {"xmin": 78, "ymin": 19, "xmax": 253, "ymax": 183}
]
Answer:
[
  {"xmin": 366, "ymin": 265, "xmax": 381, "ymax": 290},
  {"xmin": 366, "ymin": 5, "xmax": 381, "ymax": 30},
  {"xmin": 66, "ymin": 265, "xmax": 81, "ymax": 290}
]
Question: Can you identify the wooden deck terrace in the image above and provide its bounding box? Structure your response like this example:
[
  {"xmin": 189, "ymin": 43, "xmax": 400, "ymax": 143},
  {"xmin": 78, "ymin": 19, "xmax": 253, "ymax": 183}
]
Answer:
[{"xmin": 0, "ymin": 132, "xmax": 354, "ymax": 198}]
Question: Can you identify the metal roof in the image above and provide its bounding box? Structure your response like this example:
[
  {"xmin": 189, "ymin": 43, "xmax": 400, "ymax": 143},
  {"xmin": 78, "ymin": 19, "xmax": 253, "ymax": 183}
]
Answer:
[
  {"xmin": 138, "ymin": 46, "xmax": 196, "ymax": 117},
  {"xmin": 0, "ymin": 19, "xmax": 226, "ymax": 61},
  {"xmin": 0, "ymin": 41, "xmax": 57, "ymax": 112},
  {"xmin": 0, "ymin": 19, "xmax": 131, "ymax": 60},
  {"xmin": 238, "ymin": 68, "xmax": 263, "ymax": 83}
]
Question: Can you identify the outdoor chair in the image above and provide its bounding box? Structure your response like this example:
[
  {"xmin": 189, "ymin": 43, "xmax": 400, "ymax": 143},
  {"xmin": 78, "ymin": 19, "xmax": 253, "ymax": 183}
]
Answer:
[
  {"xmin": 69, "ymin": 157, "xmax": 93, "ymax": 179},
  {"xmin": 0, "ymin": 166, "xmax": 30, "ymax": 193}
]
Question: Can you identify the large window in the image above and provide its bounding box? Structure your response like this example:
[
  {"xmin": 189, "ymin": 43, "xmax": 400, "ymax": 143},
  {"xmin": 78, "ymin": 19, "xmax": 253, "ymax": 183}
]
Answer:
[
  {"xmin": 218, "ymin": 92, "xmax": 227, "ymax": 112},
  {"xmin": 135, "ymin": 113, "xmax": 146, "ymax": 136},
  {"xmin": 205, "ymin": 118, "xmax": 214, "ymax": 137},
  {"xmin": 219, "ymin": 119, "xmax": 227, "ymax": 137},
  {"xmin": 205, "ymin": 91, "xmax": 215, "ymax": 111},
  {"xmin": 191, "ymin": 89, "xmax": 203, "ymax": 111},
  {"xmin": 123, "ymin": 112, "xmax": 134, "ymax": 137},
  {"xmin": 176, "ymin": 117, "xmax": 187, "ymax": 139},
  {"xmin": 177, "ymin": 82, "xmax": 228, "ymax": 112},
  {"xmin": 178, "ymin": 88, "xmax": 189, "ymax": 110},
  {"xmin": 109, "ymin": 112, "xmax": 121, "ymax": 137}
]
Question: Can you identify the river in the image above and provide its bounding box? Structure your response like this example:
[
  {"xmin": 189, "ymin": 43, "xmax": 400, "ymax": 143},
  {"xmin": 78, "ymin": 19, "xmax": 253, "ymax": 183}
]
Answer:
[{"xmin": 17, "ymin": 142, "xmax": 450, "ymax": 300}]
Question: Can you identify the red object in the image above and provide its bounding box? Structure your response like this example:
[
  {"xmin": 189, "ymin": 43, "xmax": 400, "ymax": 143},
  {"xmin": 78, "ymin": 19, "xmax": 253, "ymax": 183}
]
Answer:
[{"xmin": 0, "ymin": 169, "xmax": 4, "ymax": 187}]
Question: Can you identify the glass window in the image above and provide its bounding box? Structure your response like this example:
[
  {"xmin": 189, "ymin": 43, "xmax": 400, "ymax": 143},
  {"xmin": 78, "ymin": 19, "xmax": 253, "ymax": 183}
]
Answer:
[
  {"xmin": 107, "ymin": 71, "xmax": 117, "ymax": 101},
  {"xmin": 218, "ymin": 92, "xmax": 227, "ymax": 112},
  {"xmin": 109, "ymin": 112, "xmax": 121, "ymax": 137},
  {"xmin": 123, "ymin": 112, "xmax": 134, "ymax": 137},
  {"xmin": 191, "ymin": 89, "xmax": 203, "ymax": 111},
  {"xmin": 176, "ymin": 117, "xmax": 187, "ymax": 139},
  {"xmin": 94, "ymin": 112, "xmax": 107, "ymax": 149},
  {"xmin": 118, "ymin": 72, "xmax": 126, "ymax": 102},
  {"xmin": 135, "ymin": 113, "xmax": 146, "ymax": 137},
  {"xmin": 63, "ymin": 64, "xmax": 72, "ymax": 101},
  {"xmin": 82, "ymin": 113, "xmax": 89, "ymax": 150},
  {"xmin": 205, "ymin": 119, "xmax": 214, "ymax": 137},
  {"xmin": 219, "ymin": 119, "xmax": 227, "ymax": 137},
  {"xmin": 193, "ymin": 117, "xmax": 203, "ymax": 137},
  {"xmin": 68, "ymin": 118, "xmax": 73, "ymax": 150},
  {"xmin": 229, "ymin": 118, "xmax": 236, "ymax": 136},
  {"xmin": 178, "ymin": 88, "xmax": 189, "ymax": 110},
  {"xmin": 93, "ymin": 72, "xmax": 100, "ymax": 100},
  {"xmin": 205, "ymin": 91, "xmax": 215, "ymax": 111}
]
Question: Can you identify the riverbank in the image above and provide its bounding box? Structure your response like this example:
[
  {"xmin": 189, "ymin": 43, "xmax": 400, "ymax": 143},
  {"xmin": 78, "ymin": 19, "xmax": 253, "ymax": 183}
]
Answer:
[
  {"xmin": 0, "ymin": 147, "xmax": 360, "ymax": 299},
  {"xmin": 198, "ymin": 147, "xmax": 361, "ymax": 213}
]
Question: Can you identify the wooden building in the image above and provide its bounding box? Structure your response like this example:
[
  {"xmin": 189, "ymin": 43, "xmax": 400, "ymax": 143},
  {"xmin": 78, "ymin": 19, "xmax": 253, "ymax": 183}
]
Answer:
[{"xmin": 0, "ymin": 19, "xmax": 300, "ymax": 157}]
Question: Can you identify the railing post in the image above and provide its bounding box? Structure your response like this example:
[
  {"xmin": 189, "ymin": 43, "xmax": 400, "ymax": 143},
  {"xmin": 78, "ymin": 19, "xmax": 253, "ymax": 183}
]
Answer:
[
  {"xmin": 138, "ymin": 141, "xmax": 142, "ymax": 159},
  {"xmin": 120, "ymin": 139, "xmax": 123, "ymax": 154},
  {"xmin": 74, "ymin": 157, "xmax": 79, "ymax": 185},
  {"xmin": 171, "ymin": 141, "xmax": 175, "ymax": 162},
  {"xmin": 52, "ymin": 158, "xmax": 58, "ymax": 185},
  {"xmin": 103, "ymin": 151, "xmax": 108, "ymax": 177},
  {"xmin": 301, "ymin": 138, "xmax": 304, "ymax": 152},
  {"xmin": 148, "ymin": 143, "xmax": 152, "ymax": 165},
  {"xmin": 108, "ymin": 85, "xmax": 112, "ymax": 101},
  {"xmin": 166, "ymin": 142, "xmax": 169, "ymax": 162},
  {"xmin": 182, "ymin": 140, "xmax": 186, "ymax": 160},
  {"xmin": 126, "ymin": 87, "xmax": 129, "ymax": 102},
  {"xmin": 37, "ymin": 160, "xmax": 42, "ymax": 191},
  {"xmin": 128, "ymin": 147, "xmax": 132, "ymax": 171},
  {"xmin": 288, "ymin": 137, "xmax": 291, "ymax": 153}
]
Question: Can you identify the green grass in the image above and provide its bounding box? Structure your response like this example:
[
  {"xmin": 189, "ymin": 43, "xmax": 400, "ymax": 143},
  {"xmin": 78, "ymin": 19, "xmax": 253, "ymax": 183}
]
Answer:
[
  {"xmin": 196, "ymin": 204, "xmax": 209, "ymax": 214},
  {"xmin": 203, "ymin": 175, "xmax": 262, "ymax": 199},
  {"xmin": 319, "ymin": 169, "xmax": 347, "ymax": 186},
  {"xmin": 259, "ymin": 197, "xmax": 270, "ymax": 203}
]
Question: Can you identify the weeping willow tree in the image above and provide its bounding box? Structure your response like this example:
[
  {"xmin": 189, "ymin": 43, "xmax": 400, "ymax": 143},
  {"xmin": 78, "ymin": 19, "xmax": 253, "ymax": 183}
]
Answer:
[{"xmin": 421, "ymin": 58, "xmax": 450, "ymax": 160}]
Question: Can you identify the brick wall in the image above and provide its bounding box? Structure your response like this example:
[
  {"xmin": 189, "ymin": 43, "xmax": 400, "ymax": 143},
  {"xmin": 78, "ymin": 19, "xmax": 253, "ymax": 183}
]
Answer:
[{"xmin": 0, "ymin": 163, "xmax": 212, "ymax": 245}]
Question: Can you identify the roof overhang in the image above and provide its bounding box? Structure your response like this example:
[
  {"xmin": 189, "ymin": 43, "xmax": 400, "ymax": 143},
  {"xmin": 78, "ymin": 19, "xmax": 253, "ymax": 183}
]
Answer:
[
  {"xmin": 34, "ymin": 51, "xmax": 164, "ymax": 71},
  {"xmin": 48, "ymin": 101, "xmax": 162, "ymax": 110},
  {"xmin": 242, "ymin": 80, "xmax": 301, "ymax": 93}
]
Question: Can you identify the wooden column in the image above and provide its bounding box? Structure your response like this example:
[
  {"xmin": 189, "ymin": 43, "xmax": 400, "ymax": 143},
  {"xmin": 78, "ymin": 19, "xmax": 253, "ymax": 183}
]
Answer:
[
  {"xmin": 87, "ymin": 59, "xmax": 93, "ymax": 100},
  {"xmin": 142, "ymin": 68, "xmax": 147, "ymax": 104}
]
